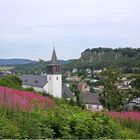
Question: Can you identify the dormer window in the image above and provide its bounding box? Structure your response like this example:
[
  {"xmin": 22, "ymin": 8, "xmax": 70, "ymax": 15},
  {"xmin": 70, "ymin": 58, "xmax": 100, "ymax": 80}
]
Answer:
[{"xmin": 35, "ymin": 80, "xmax": 38, "ymax": 84}]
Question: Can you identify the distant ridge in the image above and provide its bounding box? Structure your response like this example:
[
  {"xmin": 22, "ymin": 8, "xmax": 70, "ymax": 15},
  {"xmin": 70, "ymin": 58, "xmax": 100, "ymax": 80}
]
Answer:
[
  {"xmin": 0, "ymin": 59, "xmax": 34, "ymax": 66},
  {"xmin": 67, "ymin": 47, "xmax": 140, "ymax": 68}
]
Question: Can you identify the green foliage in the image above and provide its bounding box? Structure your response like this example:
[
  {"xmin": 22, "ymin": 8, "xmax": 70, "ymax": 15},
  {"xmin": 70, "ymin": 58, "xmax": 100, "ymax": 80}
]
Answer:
[
  {"xmin": 12, "ymin": 61, "xmax": 47, "ymax": 75},
  {"xmin": 24, "ymin": 87, "xmax": 36, "ymax": 92},
  {"xmin": 66, "ymin": 47, "xmax": 140, "ymax": 70},
  {"xmin": 70, "ymin": 82, "xmax": 81, "ymax": 106},
  {"xmin": 131, "ymin": 78, "xmax": 140, "ymax": 90},
  {"xmin": 0, "ymin": 75, "xmax": 22, "ymax": 89},
  {"xmin": 99, "ymin": 82, "xmax": 130, "ymax": 111},
  {"xmin": 0, "ymin": 115, "xmax": 20, "ymax": 139},
  {"xmin": 120, "ymin": 128, "xmax": 140, "ymax": 139},
  {"xmin": 0, "ymin": 66, "xmax": 14, "ymax": 70},
  {"xmin": 0, "ymin": 100, "xmax": 122, "ymax": 139}
]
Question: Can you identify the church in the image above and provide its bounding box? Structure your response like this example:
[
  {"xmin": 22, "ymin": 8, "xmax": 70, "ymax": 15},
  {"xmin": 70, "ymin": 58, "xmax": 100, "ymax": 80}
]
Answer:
[{"xmin": 21, "ymin": 48, "xmax": 62, "ymax": 98}]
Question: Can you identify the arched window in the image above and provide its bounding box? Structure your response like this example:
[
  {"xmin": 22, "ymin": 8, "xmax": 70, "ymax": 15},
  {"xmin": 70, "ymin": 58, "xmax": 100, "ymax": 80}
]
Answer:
[{"xmin": 56, "ymin": 77, "xmax": 58, "ymax": 80}]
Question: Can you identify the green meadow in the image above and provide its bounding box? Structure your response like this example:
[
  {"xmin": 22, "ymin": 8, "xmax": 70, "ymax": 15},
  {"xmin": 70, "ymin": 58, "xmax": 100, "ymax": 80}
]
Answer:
[{"xmin": 0, "ymin": 66, "xmax": 15, "ymax": 71}]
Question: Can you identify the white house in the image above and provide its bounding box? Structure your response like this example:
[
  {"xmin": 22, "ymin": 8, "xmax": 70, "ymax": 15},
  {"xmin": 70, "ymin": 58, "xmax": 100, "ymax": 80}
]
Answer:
[
  {"xmin": 72, "ymin": 68, "xmax": 78, "ymax": 73},
  {"xmin": 21, "ymin": 48, "xmax": 62, "ymax": 98},
  {"xmin": 80, "ymin": 91, "xmax": 103, "ymax": 111},
  {"xmin": 86, "ymin": 68, "xmax": 92, "ymax": 74}
]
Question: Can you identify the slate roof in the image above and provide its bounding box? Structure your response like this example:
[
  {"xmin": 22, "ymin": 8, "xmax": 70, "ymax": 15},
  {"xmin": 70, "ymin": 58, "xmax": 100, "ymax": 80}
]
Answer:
[
  {"xmin": 50, "ymin": 48, "xmax": 59, "ymax": 65},
  {"xmin": 21, "ymin": 74, "xmax": 48, "ymax": 88},
  {"xmin": 80, "ymin": 91, "xmax": 101, "ymax": 105},
  {"xmin": 62, "ymin": 84, "xmax": 75, "ymax": 99}
]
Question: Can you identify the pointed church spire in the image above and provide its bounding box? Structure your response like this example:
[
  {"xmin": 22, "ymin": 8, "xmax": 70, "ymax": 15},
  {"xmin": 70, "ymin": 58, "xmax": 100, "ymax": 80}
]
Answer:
[{"xmin": 50, "ymin": 48, "xmax": 58, "ymax": 64}]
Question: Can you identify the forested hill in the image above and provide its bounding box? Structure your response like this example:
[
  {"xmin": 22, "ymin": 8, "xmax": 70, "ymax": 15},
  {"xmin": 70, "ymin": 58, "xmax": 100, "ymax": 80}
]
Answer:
[
  {"xmin": 67, "ymin": 48, "xmax": 140, "ymax": 69},
  {"xmin": 12, "ymin": 59, "xmax": 74, "ymax": 74},
  {"xmin": 0, "ymin": 59, "xmax": 33, "ymax": 66}
]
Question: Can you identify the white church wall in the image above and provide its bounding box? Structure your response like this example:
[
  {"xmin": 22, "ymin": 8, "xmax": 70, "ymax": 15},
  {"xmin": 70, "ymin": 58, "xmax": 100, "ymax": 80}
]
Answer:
[
  {"xmin": 43, "ymin": 83, "xmax": 49, "ymax": 94},
  {"xmin": 47, "ymin": 74, "xmax": 62, "ymax": 98}
]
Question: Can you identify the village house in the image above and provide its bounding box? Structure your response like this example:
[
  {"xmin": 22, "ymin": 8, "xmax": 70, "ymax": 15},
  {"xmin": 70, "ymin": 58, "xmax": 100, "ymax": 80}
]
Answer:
[
  {"xmin": 80, "ymin": 91, "xmax": 103, "ymax": 111},
  {"xmin": 93, "ymin": 69, "xmax": 102, "ymax": 74},
  {"xmin": 86, "ymin": 68, "xmax": 92, "ymax": 74},
  {"xmin": 72, "ymin": 68, "xmax": 78, "ymax": 73},
  {"xmin": 78, "ymin": 82, "xmax": 90, "ymax": 92},
  {"xmin": 0, "ymin": 70, "xmax": 12, "ymax": 76}
]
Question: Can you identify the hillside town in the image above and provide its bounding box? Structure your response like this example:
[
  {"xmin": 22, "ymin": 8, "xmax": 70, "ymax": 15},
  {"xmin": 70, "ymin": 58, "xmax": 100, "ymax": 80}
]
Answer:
[{"xmin": 0, "ymin": 0, "xmax": 140, "ymax": 138}]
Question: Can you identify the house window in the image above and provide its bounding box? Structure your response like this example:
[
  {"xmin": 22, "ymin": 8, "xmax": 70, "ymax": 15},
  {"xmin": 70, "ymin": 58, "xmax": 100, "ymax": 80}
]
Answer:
[
  {"xmin": 88, "ymin": 104, "xmax": 92, "ymax": 108},
  {"xmin": 24, "ymin": 80, "xmax": 28, "ymax": 82},
  {"xmin": 49, "ymin": 77, "xmax": 51, "ymax": 80},
  {"xmin": 56, "ymin": 77, "xmax": 58, "ymax": 80},
  {"xmin": 97, "ymin": 105, "xmax": 99, "ymax": 109},
  {"xmin": 35, "ymin": 80, "xmax": 38, "ymax": 84},
  {"xmin": 58, "ymin": 67, "xmax": 60, "ymax": 72}
]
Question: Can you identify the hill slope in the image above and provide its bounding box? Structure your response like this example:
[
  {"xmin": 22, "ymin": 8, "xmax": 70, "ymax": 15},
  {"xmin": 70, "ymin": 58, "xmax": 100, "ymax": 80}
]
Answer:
[
  {"xmin": 67, "ymin": 48, "xmax": 140, "ymax": 69},
  {"xmin": 0, "ymin": 59, "xmax": 33, "ymax": 66},
  {"xmin": 12, "ymin": 59, "xmax": 75, "ymax": 74}
]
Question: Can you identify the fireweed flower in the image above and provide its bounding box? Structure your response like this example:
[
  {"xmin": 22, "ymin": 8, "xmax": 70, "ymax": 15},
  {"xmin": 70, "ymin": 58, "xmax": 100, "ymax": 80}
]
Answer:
[{"xmin": 0, "ymin": 86, "xmax": 54, "ymax": 111}]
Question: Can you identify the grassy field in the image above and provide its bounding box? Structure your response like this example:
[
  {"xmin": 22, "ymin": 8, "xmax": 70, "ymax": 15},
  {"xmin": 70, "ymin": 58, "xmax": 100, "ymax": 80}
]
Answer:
[{"xmin": 0, "ymin": 66, "xmax": 15, "ymax": 70}]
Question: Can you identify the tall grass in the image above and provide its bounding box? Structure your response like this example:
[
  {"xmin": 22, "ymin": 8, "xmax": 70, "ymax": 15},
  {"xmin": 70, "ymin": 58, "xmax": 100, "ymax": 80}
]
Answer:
[
  {"xmin": 107, "ymin": 111, "xmax": 140, "ymax": 133},
  {"xmin": 0, "ymin": 86, "xmax": 55, "ymax": 111}
]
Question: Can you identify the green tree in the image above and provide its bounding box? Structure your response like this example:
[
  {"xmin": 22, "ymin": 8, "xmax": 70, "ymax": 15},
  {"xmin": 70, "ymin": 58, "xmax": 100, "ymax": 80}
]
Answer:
[{"xmin": 0, "ymin": 75, "xmax": 22, "ymax": 89}]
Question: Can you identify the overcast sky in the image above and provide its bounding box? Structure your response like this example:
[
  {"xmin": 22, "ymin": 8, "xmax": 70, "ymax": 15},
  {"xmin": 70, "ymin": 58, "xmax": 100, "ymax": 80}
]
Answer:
[{"xmin": 0, "ymin": 0, "xmax": 140, "ymax": 60}]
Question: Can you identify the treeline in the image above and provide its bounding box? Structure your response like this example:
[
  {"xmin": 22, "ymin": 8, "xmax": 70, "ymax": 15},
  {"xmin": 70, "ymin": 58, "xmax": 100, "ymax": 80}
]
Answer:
[{"xmin": 89, "ymin": 47, "xmax": 140, "ymax": 57}]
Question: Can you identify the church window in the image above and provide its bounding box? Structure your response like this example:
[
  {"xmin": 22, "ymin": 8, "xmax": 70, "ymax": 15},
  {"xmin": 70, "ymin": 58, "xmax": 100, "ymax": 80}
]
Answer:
[
  {"xmin": 55, "ymin": 67, "xmax": 58, "ymax": 72},
  {"xmin": 35, "ymin": 80, "xmax": 38, "ymax": 84}
]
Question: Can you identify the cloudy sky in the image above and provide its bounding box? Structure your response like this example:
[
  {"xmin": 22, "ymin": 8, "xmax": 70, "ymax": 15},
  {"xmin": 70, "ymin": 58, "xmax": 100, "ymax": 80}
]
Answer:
[{"xmin": 0, "ymin": 0, "xmax": 140, "ymax": 60}]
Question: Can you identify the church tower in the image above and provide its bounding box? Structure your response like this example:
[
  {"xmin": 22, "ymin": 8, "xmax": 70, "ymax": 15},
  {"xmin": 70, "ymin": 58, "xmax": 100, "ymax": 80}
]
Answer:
[{"xmin": 47, "ymin": 48, "xmax": 62, "ymax": 98}]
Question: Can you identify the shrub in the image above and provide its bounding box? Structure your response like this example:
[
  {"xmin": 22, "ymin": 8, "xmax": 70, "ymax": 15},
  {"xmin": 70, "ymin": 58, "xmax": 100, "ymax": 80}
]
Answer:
[{"xmin": 0, "ymin": 115, "xmax": 20, "ymax": 139}]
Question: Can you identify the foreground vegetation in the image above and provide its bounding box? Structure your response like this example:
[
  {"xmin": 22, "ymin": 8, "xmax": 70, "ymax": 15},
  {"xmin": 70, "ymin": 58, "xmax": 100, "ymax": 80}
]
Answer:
[
  {"xmin": 107, "ymin": 112, "xmax": 140, "ymax": 138},
  {"xmin": 0, "ymin": 84, "xmax": 140, "ymax": 139},
  {"xmin": 0, "ymin": 99, "xmax": 126, "ymax": 139}
]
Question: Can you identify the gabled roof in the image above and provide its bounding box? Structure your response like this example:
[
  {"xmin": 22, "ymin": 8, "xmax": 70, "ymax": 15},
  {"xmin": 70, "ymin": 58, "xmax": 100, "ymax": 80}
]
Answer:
[
  {"xmin": 80, "ymin": 91, "xmax": 101, "ymax": 105},
  {"xmin": 21, "ymin": 74, "xmax": 47, "ymax": 88},
  {"xmin": 62, "ymin": 84, "xmax": 74, "ymax": 99}
]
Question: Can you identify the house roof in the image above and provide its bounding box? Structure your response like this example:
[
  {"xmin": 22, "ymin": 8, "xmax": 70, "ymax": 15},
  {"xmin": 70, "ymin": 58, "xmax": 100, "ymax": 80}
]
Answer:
[
  {"xmin": 62, "ymin": 84, "xmax": 74, "ymax": 99},
  {"xmin": 80, "ymin": 91, "xmax": 101, "ymax": 105},
  {"xmin": 21, "ymin": 74, "xmax": 47, "ymax": 88}
]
